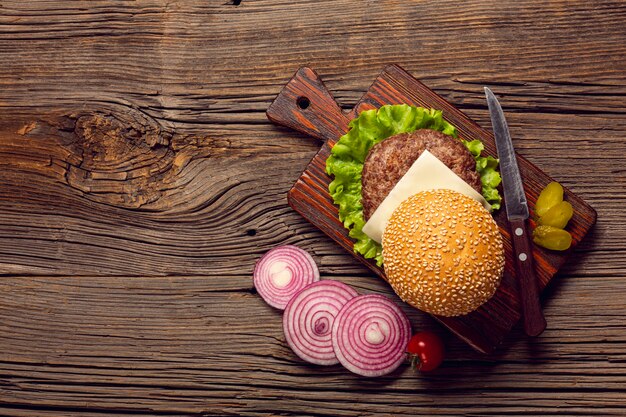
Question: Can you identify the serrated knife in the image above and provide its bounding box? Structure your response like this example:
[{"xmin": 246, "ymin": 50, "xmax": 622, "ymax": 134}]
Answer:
[{"xmin": 485, "ymin": 87, "xmax": 546, "ymax": 337}]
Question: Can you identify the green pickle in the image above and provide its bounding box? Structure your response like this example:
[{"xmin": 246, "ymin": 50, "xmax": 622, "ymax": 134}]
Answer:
[
  {"xmin": 538, "ymin": 201, "xmax": 574, "ymax": 229},
  {"xmin": 535, "ymin": 181, "xmax": 564, "ymax": 217},
  {"xmin": 532, "ymin": 225, "xmax": 572, "ymax": 251}
]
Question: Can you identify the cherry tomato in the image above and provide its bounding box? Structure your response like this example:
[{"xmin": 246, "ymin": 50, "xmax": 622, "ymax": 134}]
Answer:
[{"xmin": 406, "ymin": 331, "xmax": 445, "ymax": 372}]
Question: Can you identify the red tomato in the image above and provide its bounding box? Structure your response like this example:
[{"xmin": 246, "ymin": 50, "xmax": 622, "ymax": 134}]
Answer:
[{"xmin": 406, "ymin": 331, "xmax": 445, "ymax": 372}]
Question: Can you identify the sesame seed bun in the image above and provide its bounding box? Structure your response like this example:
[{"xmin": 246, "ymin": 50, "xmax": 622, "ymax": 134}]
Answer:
[{"xmin": 382, "ymin": 189, "xmax": 505, "ymax": 317}]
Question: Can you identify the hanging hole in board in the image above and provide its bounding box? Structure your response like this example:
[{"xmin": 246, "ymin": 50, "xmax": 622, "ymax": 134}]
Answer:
[
  {"xmin": 296, "ymin": 96, "xmax": 310, "ymax": 110},
  {"xmin": 232, "ymin": 0, "xmax": 242, "ymax": 5}
]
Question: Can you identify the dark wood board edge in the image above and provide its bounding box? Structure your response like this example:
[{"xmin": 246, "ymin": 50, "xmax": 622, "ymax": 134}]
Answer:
[
  {"xmin": 266, "ymin": 67, "xmax": 350, "ymax": 142},
  {"xmin": 273, "ymin": 65, "xmax": 598, "ymax": 354}
]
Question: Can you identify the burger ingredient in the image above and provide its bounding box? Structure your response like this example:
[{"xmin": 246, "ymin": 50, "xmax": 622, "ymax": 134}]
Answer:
[
  {"xmin": 361, "ymin": 150, "xmax": 489, "ymax": 244},
  {"xmin": 283, "ymin": 280, "xmax": 358, "ymax": 365},
  {"xmin": 406, "ymin": 331, "xmax": 445, "ymax": 372},
  {"xmin": 332, "ymin": 294, "xmax": 411, "ymax": 377},
  {"xmin": 538, "ymin": 201, "xmax": 574, "ymax": 229},
  {"xmin": 532, "ymin": 225, "xmax": 572, "ymax": 251},
  {"xmin": 532, "ymin": 181, "xmax": 574, "ymax": 251},
  {"xmin": 535, "ymin": 181, "xmax": 564, "ymax": 217},
  {"xmin": 361, "ymin": 129, "xmax": 482, "ymax": 220},
  {"xmin": 326, "ymin": 104, "xmax": 502, "ymax": 266},
  {"xmin": 254, "ymin": 245, "xmax": 320, "ymax": 310},
  {"xmin": 462, "ymin": 138, "xmax": 502, "ymax": 207},
  {"xmin": 382, "ymin": 189, "xmax": 505, "ymax": 317},
  {"xmin": 255, "ymin": 248, "xmax": 419, "ymax": 378}
]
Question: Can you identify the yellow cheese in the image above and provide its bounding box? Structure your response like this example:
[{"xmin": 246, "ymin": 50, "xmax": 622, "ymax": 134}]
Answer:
[{"xmin": 362, "ymin": 150, "xmax": 489, "ymax": 243}]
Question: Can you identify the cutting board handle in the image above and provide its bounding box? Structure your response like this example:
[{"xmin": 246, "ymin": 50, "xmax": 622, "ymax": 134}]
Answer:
[{"xmin": 266, "ymin": 67, "xmax": 350, "ymax": 142}]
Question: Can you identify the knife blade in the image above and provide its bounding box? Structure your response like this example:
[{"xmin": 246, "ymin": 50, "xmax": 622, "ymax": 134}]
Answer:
[{"xmin": 485, "ymin": 87, "xmax": 546, "ymax": 337}]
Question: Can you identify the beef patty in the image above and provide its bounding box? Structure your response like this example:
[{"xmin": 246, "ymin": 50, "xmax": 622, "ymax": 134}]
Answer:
[{"xmin": 361, "ymin": 129, "xmax": 482, "ymax": 220}]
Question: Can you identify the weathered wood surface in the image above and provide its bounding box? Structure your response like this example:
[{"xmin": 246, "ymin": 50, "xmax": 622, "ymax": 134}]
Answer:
[{"xmin": 0, "ymin": 0, "xmax": 625, "ymax": 416}]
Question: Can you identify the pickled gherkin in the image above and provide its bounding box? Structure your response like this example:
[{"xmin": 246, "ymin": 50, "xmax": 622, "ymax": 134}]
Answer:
[
  {"xmin": 532, "ymin": 225, "xmax": 572, "ymax": 251},
  {"xmin": 532, "ymin": 181, "xmax": 575, "ymax": 251},
  {"xmin": 538, "ymin": 201, "xmax": 574, "ymax": 229},
  {"xmin": 535, "ymin": 182, "xmax": 563, "ymax": 217}
]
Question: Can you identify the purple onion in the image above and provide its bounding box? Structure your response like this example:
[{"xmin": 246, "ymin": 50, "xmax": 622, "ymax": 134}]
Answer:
[
  {"xmin": 254, "ymin": 245, "xmax": 320, "ymax": 310},
  {"xmin": 283, "ymin": 280, "xmax": 358, "ymax": 365},
  {"xmin": 332, "ymin": 294, "xmax": 411, "ymax": 377}
]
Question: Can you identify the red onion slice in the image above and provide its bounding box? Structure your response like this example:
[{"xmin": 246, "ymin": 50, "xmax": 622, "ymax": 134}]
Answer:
[
  {"xmin": 254, "ymin": 245, "xmax": 320, "ymax": 310},
  {"xmin": 332, "ymin": 294, "xmax": 411, "ymax": 377},
  {"xmin": 283, "ymin": 280, "xmax": 358, "ymax": 365}
]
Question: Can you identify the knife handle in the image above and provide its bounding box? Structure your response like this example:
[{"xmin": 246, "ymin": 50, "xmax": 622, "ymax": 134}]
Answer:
[{"xmin": 509, "ymin": 218, "xmax": 547, "ymax": 337}]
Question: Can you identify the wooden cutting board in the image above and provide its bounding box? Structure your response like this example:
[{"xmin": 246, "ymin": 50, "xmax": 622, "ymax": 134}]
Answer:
[{"xmin": 266, "ymin": 65, "xmax": 597, "ymax": 354}]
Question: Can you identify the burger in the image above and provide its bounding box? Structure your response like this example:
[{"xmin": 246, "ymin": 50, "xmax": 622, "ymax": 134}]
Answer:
[
  {"xmin": 326, "ymin": 104, "xmax": 504, "ymax": 316},
  {"xmin": 382, "ymin": 189, "xmax": 504, "ymax": 316}
]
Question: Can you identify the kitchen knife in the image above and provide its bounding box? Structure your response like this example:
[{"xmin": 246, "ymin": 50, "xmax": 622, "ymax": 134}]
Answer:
[{"xmin": 485, "ymin": 87, "xmax": 547, "ymax": 337}]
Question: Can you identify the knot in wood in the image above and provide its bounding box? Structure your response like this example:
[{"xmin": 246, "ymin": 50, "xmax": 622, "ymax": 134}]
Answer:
[
  {"xmin": 60, "ymin": 111, "xmax": 180, "ymax": 209},
  {"xmin": 74, "ymin": 112, "xmax": 170, "ymax": 161}
]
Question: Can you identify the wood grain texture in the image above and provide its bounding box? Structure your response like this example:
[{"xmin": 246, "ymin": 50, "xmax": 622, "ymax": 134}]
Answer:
[
  {"xmin": 269, "ymin": 65, "xmax": 595, "ymax": 353},
  {"xmin": 0, "ymin": 0, "xmax": 625, "ymax": 415}
]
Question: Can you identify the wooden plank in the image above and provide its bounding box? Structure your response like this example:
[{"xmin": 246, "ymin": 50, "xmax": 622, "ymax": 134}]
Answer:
[
  {"xmin": 0, "ymin": 275, "xmax": 625, "ymax": 416},
  {"xmin": 268, "ymin": 65, "xmax": 596, "ymax": 353},
  {"xmin": 0, "ymin": 0, "xmax": 625, "ymax": 415}
]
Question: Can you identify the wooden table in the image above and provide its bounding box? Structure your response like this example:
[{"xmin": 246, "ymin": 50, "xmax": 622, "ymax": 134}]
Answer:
[{"xmin": 1, "ymin": 1, "xmax": 624, "ymax": 416}]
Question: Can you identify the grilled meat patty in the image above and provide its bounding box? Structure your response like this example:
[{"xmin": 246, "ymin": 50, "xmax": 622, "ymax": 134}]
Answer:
[{"xmin": 361, "ymin": 129, "xmax": 482, "ymax": 220}]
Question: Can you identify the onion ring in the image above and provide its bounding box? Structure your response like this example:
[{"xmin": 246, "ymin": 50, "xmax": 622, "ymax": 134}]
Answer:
[
  {"xmin": 283, "ymin": 280, "xmax": 358, "ymax": 365},
  {"xmin": 332, "ymin": 294, "xmax": 411, "ymax": 377},
  {"xmin": 253, "ymin": 245, "xmax": 319, "ymax": 310}
]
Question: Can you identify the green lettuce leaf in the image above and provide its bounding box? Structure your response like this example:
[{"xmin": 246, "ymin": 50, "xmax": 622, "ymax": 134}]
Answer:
[
  {"xmin": 326, "ymin": 104, "xmax": 502, "ymax": 266},
  {"xmin": 461, "ymin": 139, "xmax": 502, "ymax": 210}
]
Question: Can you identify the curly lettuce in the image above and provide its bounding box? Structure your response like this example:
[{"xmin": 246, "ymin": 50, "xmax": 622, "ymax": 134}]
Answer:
[{"xmin": 325, "ymin": 104, "xmax": 502, "ymax": 266}]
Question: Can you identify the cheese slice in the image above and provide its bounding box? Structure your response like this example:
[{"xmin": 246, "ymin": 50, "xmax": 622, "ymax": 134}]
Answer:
[{"xmin": 362, "ymin": 150, "xmax": 489, "ymax": 243}]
